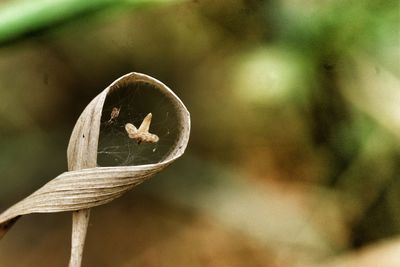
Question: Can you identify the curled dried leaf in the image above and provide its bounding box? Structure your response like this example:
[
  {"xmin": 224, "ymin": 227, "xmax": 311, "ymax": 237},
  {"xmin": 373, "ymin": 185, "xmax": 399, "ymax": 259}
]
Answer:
[{"xmin": 0, "ymin": 72, "xmax": 190, "ymax": 267}]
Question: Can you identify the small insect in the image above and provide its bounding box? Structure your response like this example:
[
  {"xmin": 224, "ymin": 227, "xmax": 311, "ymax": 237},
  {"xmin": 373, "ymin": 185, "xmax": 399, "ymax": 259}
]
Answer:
[
  {"xmin": 125, "ymin": 113, "xmax": 159, "ymax": 144},
  {"xmin": 106, "ymin": 107, "xmax": 120, "ymax": 125}
]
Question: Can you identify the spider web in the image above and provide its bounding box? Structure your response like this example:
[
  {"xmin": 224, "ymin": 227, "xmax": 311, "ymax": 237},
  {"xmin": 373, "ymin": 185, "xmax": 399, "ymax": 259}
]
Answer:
[{"xmin": 97, "ymin": 80, "xmax": 180, "ymax": 167}]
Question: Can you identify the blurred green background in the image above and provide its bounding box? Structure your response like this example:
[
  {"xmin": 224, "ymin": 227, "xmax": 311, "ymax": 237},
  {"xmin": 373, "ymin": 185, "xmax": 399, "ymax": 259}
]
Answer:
[{"xmin": 0, "ymin": 0, "xmax": 399, "ymax": 266}]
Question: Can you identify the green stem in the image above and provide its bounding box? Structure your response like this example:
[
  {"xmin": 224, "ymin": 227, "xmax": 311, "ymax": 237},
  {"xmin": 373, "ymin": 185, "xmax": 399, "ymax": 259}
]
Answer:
[{"xmin": 0, "ymin": 0, "xmax": 183, "ymax": 44}]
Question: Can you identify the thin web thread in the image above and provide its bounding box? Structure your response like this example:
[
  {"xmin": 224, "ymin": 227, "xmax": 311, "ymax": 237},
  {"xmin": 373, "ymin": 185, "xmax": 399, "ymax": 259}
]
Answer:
[{"xmin": 97, "ymin": 81, "xmax": 179, "ymax": 167}]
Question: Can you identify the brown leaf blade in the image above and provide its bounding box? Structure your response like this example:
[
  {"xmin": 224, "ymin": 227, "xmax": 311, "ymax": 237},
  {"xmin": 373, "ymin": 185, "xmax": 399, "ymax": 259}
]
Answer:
[{"xmin": 0, "ymin": 72, "xmax": 190, "ymax": 238}]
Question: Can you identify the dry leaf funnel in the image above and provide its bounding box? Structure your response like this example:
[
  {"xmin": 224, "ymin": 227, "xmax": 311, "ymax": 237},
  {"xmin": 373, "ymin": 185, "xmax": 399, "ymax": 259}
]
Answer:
[{"xmin": 0, "ymin": 73, "xmax": 191, "ymax": 265}]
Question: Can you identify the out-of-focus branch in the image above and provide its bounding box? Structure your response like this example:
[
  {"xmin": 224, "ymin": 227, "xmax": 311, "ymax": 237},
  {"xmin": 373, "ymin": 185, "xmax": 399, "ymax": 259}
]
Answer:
[{"xmin": 0, "ymin": 0, "xmax": 185, "ymax": 44}]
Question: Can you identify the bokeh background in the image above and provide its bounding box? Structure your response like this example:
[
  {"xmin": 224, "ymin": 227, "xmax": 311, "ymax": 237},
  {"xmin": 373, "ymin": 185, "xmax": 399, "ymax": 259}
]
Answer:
[{"xmin": 0, "ymin": 0, "xmax": 399, "ymax": 266}]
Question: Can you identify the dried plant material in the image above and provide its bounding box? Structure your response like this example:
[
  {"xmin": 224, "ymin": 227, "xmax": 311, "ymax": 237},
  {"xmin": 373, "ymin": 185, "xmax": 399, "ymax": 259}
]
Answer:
[
  {"xmin": 0, "ymin": 73, "xmax": 191, "ymax": 267},
  {"xmin": 125, "ymin": 113, "xmax": 159, "ymax": 144},
  {"xmin": 106, "ymin": 107, "xmax": 120, "ymax": 125}
]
